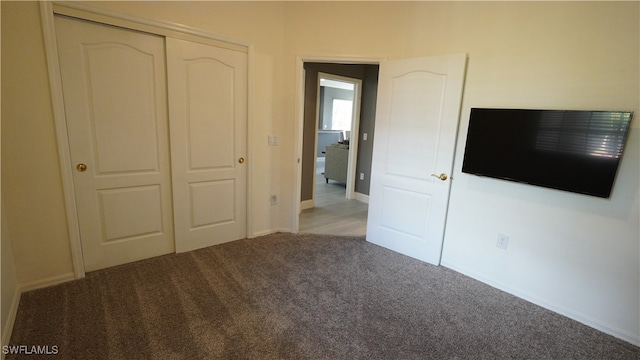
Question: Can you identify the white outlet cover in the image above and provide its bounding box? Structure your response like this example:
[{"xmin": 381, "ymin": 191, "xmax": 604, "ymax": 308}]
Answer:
[{"xmin": 497, "ymin": 234, "xmax": 509, "ymax": 250}]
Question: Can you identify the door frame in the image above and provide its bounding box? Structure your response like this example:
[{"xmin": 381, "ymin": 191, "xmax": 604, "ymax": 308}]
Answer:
[
  {"xmin": 40, "ymin": 1, "xmax": 254, "ymax": 278},
  {"xmin": 292, "ymin": 55, "xmax": 385, "ymax": 232},
  {"xmin": 308, "ymin": 72, "xmax": 362, "ymax": 208}
]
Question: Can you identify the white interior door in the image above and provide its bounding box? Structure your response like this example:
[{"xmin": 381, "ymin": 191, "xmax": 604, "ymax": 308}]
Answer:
[
  {"xmin": 366, "ymin": 54, "xmax": 467, "ymax": 265},
  {"xmin": 166, "ymin": 38, "xmax": 248, "ymax": 253},
  {"xmin": 55, "ymin": 16, "xmax": 175, "ymax": 271}
]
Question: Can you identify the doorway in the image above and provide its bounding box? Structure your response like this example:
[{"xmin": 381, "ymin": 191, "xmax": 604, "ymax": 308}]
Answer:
[
  {"xmin": 315, "ymin": 73, "xmax": 361, "ymax": 202},
  {"xmin": 296, "ymin": 62, "xmax": 380, "ymax": 236}
]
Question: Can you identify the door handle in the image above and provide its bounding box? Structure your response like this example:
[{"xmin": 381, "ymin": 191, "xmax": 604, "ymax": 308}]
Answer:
[
  {"xmin": 238, "ymin": 157, "xmax": 245, "ymax": 164},
  {"xmin": 431, "ymin": 173, "xmax": 447, "ymax": 181},
  {"xmin": 76, "ymin": 163, "xmax": 87, "ymax": 172}
]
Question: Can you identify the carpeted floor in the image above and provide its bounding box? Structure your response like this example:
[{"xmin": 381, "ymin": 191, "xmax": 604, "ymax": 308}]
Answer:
[{"xmin": 8, "ymin": 233, "xmax": 639, "ymax": 359}]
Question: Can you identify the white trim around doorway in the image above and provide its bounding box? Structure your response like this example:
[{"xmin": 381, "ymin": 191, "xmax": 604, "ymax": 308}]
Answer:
[
  {"xmin": 315, "ymin": 72, "xmax": 362, "ymax": 203},
  {"xmin": 292, "ymin": 55, "xmax": 385, "ymax": 233}
]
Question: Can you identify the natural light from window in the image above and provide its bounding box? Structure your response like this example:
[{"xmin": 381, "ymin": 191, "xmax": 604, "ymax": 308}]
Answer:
[{"xmin": 331, "ymin": 99, "xmax": 353, "ymax": 131}]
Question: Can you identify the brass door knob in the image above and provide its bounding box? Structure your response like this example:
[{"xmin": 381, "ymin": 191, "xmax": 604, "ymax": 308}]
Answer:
[
  {"xmin": 238, "ymin": 157, "xmax": 245, "ymax": 164},
  {"xmin": 431, "ymin": 173, "xmax": 447, "ymax": 181},
  {"xmin": 76, "ymin": 163, "xmax": 87, "ymax": 172}
]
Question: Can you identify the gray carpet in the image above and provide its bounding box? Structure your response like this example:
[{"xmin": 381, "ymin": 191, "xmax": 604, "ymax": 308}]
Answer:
[{"xmin": 8, "ymin": 233, "xmax": 639, "ymax": 359}]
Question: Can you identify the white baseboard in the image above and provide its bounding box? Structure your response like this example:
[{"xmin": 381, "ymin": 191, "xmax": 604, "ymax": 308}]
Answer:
[
  {"xmin": 300, "ymin": 199, "xmax": 314, "ymax": 211},
  {"xmin": 20, "ymin": 272, "xmax": 76, "ymax": 293},
  {"xmin": 1, "ymin": 288, "xmax": 21, "ymax": 357},
  {"xmin": 249, "ymin": 229, "xmax": 280, "ymax": 238},
  {"xmin": 441, "ymin": 260, "xmax": 640, "ymax": 347},
  {"xmin": 250, "ymin": 228, "xmax": 295, "ymax": 238},
  {"xmin": 354, "ymin": 192, "xmax": 369, "ymax": 203}
]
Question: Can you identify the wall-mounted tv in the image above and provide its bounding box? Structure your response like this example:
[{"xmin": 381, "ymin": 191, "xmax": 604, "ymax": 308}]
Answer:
[{"xmin": 461, "ymin": 108, "xmax": 634, "ymax": 198}]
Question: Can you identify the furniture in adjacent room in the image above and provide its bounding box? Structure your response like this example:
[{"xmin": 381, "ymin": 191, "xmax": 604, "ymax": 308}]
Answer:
[
  {"xmin": 317, "ymin": 131, "xmax": 342, "ymax": 158},
  {"xmin": 324, "ymin": 143, "xmax": 349, "ymax": 184}
]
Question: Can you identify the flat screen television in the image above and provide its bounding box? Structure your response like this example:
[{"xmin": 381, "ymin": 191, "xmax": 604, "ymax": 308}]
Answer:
[{"xmin": 461, "ymin": 108, "xmax": 634, "ymax": 198}]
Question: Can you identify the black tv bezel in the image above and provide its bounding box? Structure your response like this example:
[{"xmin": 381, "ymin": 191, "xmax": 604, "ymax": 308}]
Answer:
[{"xmin": 461, "ymin": 108, "xmax": 634, "ymax": 198}]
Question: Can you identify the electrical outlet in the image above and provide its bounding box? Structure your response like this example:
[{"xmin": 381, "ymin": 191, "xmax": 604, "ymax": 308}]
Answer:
[
  {"xmin": 270, "ymin": 195, "xmax": 278, "ymax": 205},
  {"xmin": 497, "ymin": 234, "xmax": 509, "ymax": 250}
]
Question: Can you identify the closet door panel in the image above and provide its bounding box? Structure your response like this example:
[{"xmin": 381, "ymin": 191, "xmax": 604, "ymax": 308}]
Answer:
[
  {"xmin": 167, "ymin": 37, "xmax": 248, "ymax": 252},
  {"xmin": 55, "ymin": 15, "xmax": 174, "ymax": 271}
]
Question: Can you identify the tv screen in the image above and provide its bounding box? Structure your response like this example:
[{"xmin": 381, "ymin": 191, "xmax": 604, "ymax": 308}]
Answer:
[{"xmin": 461, "ymin": 108, "xmax": 634, "ymax": 198}]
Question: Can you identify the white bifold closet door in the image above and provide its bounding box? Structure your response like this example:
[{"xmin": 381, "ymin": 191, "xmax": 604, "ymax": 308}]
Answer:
[{"xmin": 55, "ymin": 15, "xmax": 247, "ymax": 271}]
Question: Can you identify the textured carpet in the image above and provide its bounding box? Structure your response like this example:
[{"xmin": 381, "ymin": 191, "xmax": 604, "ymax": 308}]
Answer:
[{"xmin": 8, "ymin": 233, "xmax": 639, "ymax": 359}]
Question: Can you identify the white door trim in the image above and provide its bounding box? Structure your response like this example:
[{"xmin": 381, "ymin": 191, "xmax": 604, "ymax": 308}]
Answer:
[
  {"xmin": 40, "ymin": 2, "xmax": 254, "ymax": 278},
  {"xmin": 40, "ymin": 3, "xmax": 85, "ymax": 279},
  {"xmin": 315, "ymin": 72, "xmax": 362, "ymax": 201},
  {"xmin": 50, "ymin": 1, "xmax": 251, "ymax": 51},
  {"xmin": 292, "ymin": 55, "xmax": 385, "ymax": 232}
]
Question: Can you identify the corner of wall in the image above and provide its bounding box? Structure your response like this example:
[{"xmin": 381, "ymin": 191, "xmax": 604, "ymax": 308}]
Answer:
[{"xmin": 1, "ymin": 206, "xmax": 21, "ymax": 353}]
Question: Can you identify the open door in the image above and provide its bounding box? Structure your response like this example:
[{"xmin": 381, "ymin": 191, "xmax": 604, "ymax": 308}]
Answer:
[{"xmin": 366, "ymin": 53, "xmax": 467, "ymax": 265}]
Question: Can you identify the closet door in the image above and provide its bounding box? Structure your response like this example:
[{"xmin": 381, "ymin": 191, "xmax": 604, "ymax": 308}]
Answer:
[
  {"xmin": 55, "ymin": 16, "xmax": 175, "ymax": 271},
  {"xmin": 166, "ymin": 38, "xmax": 248, "ymax": 252}
]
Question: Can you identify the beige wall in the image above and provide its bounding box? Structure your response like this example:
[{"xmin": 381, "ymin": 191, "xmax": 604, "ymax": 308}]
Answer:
[
  {"xmin": 2, "ymin": 2, "xmax": 74, "ymax": 284},
  {"xmin": 1, "ymin": 2, "xmax": 21, "ymax": 344},
  {"xmin": 2, "ymin": 1, "xmax": 638, "ymax": 344}
]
